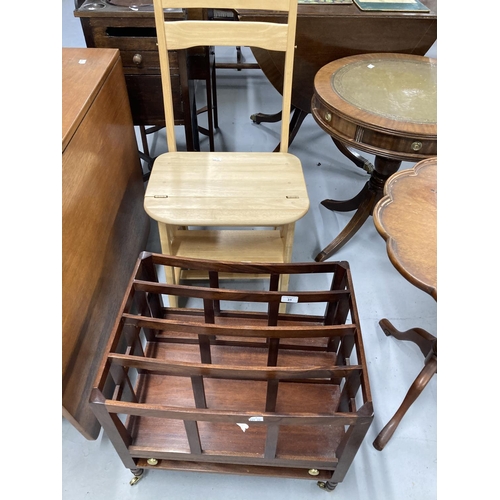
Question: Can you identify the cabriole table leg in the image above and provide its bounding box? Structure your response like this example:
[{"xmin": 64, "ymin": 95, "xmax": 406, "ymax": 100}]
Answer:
[{"xmin": 373, "ymin": 352, "xmax": 437, "ymax": 451}]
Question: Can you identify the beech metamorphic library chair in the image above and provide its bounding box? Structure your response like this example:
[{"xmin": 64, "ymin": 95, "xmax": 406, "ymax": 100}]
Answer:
[{"xmin": 144, "ymin": 0, "xmax": 309, "ymax": 304}]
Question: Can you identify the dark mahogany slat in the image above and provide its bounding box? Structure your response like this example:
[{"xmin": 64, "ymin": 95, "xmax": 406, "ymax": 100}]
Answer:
[
  {"xmin": 108, "ymin": 353, "xmax": 363, "ymax": 380},
  {"xmin": 121, "ymin": 314, "xmax": 357, "ymax": 337},
  {"xmin": 132, "ymin": 279, "xmax": 351, "ymax": 303}
]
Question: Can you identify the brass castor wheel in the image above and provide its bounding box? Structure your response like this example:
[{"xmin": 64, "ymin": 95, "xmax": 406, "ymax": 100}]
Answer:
[
  {"xmin": 130, "ymin": 475, "xmax": 142, "ymax": 486},
  {"xmin": 317, "ymin": 481, "xmax": 337, "ymax": 492},
  {"xmin": 129, "ymin": 468, "xmax": 144, "ymax": 486}
]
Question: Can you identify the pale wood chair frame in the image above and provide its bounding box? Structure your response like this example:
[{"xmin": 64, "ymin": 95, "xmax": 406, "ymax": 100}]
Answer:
[{"xmin": 146, "ymin": 0, "xmax": 307, "ymax": 304}]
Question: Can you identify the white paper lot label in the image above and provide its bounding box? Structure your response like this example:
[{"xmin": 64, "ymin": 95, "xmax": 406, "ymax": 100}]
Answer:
[{"xmin": 281, "ymin": 296, "xmax": 298, "ymax": 303}]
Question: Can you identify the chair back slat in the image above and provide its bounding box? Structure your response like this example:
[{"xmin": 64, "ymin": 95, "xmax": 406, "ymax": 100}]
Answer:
[
  {"xmin": 163, "ymin": 21, "xmax": 290, "ymax": 51},
  {"xmin": 153, "ymin": 0, "xmax": 298, "ymax": 152},
  {"xmin": 159, "ymin": 0, "xmax": 293, "ymax": 10}
]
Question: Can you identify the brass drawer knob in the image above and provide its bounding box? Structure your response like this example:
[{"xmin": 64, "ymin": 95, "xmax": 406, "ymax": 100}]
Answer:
[
  {"xmin": 308, "ymin": 468, "xmax": 320, "ymax": 476},
  {"xmin": 147, "ymin": 458, "xmax": 158, "ymax": 466},
  {"xmin": 133, "ymin": 53, "xmax": 143, "ymax": 65},
  {"xmin": 411, "ymin": 141, "xmax": 423, "ymax": 151}
]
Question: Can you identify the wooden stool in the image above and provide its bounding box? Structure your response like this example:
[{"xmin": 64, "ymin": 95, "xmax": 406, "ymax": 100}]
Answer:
[
  {"xmin": 371, "ymin": 157, "xmax": 437, "ymax": 450},
  {"xmin": 311, "ymin": 53, "xmax": 436, "ymax": 261}
]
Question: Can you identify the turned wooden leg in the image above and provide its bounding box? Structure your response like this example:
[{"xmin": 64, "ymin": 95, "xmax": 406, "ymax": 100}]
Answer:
[{"xmin": 373, "ymin": 353, "xmax": 437, "ymax": 451}]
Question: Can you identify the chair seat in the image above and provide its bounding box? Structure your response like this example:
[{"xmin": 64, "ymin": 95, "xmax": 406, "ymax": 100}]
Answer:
[{"xmin": 144, "ymin": 151, "xmax": 309, "ymax": 226}]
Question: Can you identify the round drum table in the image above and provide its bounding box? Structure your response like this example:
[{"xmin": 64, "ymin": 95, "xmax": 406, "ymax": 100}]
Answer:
[{"xmin": 311, "ymin": 53, "xmax": 437, "ymax": 262}]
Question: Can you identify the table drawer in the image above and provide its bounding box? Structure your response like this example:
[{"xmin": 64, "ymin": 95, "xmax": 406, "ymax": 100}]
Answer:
[{"xmin": 119, "ymin": 50, "xmax": 160, "ymax": 72}]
